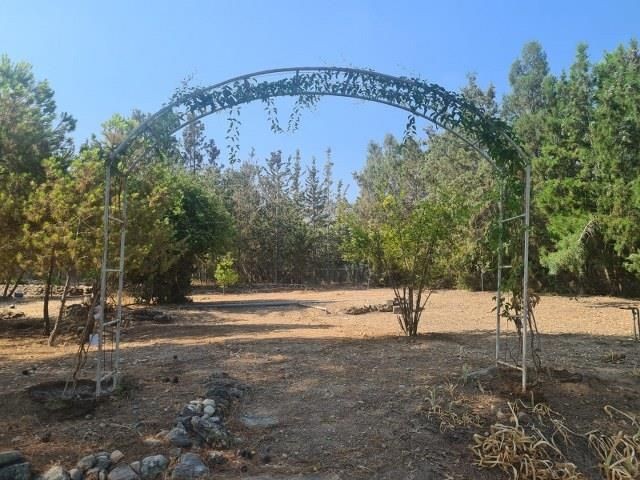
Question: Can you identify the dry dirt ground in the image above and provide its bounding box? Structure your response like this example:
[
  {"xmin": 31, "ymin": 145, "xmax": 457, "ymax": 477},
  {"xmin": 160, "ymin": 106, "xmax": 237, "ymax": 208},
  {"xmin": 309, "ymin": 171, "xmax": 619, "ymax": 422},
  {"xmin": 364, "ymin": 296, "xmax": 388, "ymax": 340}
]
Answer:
[{"xmin": 1, "ymin": 288, "xmax": 640, "ymax": 479}]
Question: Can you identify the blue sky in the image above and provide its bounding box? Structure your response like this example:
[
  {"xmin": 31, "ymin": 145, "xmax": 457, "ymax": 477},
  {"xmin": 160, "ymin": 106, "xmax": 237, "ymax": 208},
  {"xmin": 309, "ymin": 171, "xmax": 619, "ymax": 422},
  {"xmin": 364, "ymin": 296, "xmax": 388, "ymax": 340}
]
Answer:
[{"xmin": 1, "ymin": 1, "xmax": 639, "ymax": 195}]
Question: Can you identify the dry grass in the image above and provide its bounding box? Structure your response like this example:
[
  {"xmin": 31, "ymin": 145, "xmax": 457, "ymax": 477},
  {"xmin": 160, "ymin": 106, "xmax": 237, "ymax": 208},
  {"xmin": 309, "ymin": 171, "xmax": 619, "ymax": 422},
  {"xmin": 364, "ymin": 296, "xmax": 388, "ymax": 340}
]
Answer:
[
  {"xmin": 471, "ymin": 401, "xmax": 585, "ymax": 480},
  {"xmin": 472, "ymin": 400, "xmax": 640, "ymax": 480},
  {"xmin": 422, "ymin": 382, "xmax": 481, "ymax": 433},
  {"xmin": 587, "ymin": 406, "xmax": 640, "ymax": 480}
]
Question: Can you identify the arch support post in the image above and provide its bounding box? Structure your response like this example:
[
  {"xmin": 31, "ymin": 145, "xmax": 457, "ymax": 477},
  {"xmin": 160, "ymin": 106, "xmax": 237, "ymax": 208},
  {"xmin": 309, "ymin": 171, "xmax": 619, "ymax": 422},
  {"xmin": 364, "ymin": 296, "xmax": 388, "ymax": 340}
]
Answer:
[
  {"xmin": 495, "ymin": 182, "xmax": 504, "ymax": 363},
  {"xmin": 97, "ymin": 160, "xmax": 111, "ymax": 396},
  {"xmin": 521, "ymin": 162, "xmax": 532, "ymax": 392}
]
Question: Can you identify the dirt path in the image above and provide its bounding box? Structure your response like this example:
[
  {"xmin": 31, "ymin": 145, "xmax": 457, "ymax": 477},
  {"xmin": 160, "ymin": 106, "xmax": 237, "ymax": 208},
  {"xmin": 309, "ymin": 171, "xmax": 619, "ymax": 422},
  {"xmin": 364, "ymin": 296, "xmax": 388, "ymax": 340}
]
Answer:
[{"xmin": 1, "ymin": 289, "xmax": 639, "ymax": 478}]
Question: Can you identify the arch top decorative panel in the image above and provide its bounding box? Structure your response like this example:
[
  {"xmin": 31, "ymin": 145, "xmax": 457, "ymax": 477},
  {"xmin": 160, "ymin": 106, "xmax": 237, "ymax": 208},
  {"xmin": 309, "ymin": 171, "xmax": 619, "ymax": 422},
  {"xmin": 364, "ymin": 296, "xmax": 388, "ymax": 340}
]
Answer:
[{"xmin": 111, "ymin": 66, "xmax": 527, "ymax": 174}]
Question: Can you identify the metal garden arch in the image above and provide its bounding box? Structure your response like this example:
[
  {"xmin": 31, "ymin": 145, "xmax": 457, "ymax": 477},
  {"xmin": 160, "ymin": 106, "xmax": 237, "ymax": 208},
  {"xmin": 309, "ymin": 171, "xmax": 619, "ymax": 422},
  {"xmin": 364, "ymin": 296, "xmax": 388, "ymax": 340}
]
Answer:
[{"xmin": 96, "ymin": 67, "xmax": 533, "ymax": 395}]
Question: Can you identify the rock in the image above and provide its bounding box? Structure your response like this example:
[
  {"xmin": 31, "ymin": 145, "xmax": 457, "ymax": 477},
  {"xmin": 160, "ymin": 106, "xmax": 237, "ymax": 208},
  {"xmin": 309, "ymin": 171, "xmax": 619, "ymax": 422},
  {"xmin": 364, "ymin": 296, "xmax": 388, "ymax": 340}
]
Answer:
[
  {"xmin": 466, "ymin": 365, "xmax": 498, "ymax": 381},
  {"xmin": 203, "ymin": 405, "xmax": 215, "ymax": 416},
  {"xmin": 0, "ymin": 450, "xmax": 24, "ymax": 467},
  {"xmin": 69, "ymin": 468, "xmax": 83, "ymax": 480},
  {"xmin": 140, "ymin": 454, "xmax": 169, "ymax": 480},
  {"xmin": 202, "ymin": 399, "xmax": 215, "ymax": 407},
  {"xmin": 108, "ymin": 464, "xmax": 139, "ymax": 480},
  {"xmin": 166, "ymin": 426, "xmax": 192, "ymax": 448},
  {"xmin": 171, "ymin": 453, "xmax": 209, "ymax": 480},
  {"xmin": 207, "ymin": 451, "xmax": 226, "ymax": 465},
  {"xmin": 168, "ymin": 448, "xmax": 182, "ymax": 460},
  {"xmin": 94, "ymin": 454, "xmax": 111, "ymax": 471},
  {"xmin": 0, "ymin": 462, "xmax": 31, "ymax": 480},
  {"xmin": 42, "ymin": 465, "xmax": 70, "ymax": 480},
  {"xmin": 142, "ymin": 437, "xmax": 163, "ymax": 448},
  {"xmin": 77, "ymin": 454, "xmax": 97, "ymax": 471},
  {"xmin": 176, "ymin": 404, "xmax": 201, "ymax": 429},
  {"xmin": 110, "ymin": 450, "xmax": 125, "ymax": 464},
  {"xmin": 129, "ymin": 462, "xmax": 140, "ymax": 475},
  {"xmin": 204, "ymin": 373, "xmax": 247, "ymax": 415},
  {"xmin": 84, "ymin": 467, "xmax": 101, "ymax": 480},
  {"xmin": 191, "ymin": 416, "xmax": 231, "ymax": 447},
  {"xmin": 240, "ymin": 414, "xmax": 279, "ymax": 429}
]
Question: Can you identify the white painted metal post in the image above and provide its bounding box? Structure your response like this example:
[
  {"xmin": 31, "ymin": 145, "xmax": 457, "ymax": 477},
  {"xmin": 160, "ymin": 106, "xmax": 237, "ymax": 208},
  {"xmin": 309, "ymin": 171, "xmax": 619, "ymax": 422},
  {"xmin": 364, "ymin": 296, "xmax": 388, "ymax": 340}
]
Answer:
[
  {"xmin": 496, "ymin": 182, "xmax": 503, "ymax": 362},
  {"xmin": 113, "ymin": 177, "xmax": 127, "ymax": 390},
  {"xmin": 97, "ymin": 162, "xmax": 112, "ymax": 397},
  {"xmin": 521, "ymin": 163, "xmax": 532, "ymax": 392}
]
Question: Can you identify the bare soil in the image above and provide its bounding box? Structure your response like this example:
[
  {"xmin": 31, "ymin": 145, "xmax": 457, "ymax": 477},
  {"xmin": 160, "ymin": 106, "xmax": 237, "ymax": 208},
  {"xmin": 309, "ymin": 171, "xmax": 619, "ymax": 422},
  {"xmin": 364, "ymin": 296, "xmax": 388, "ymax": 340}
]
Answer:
[{"xmin": 1, "ymin": 289, "xmax": 639, "ymax": 479}]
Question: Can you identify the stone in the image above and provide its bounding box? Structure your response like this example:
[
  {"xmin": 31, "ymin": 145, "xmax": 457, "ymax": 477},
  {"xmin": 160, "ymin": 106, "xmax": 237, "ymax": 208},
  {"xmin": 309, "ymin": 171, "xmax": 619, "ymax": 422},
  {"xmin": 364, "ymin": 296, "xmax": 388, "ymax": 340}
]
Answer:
[
  {"xmin": 166, "ymin": 426, "xmax": 192, "ymax": 448},
  {"xmin": 240, "ymin": 414, "xmax": 279, "ymax": 429},
  {"xmin": 202, "ymin": 399, "xmax": 215, "ymax": 407},
  {"xmin": 140, "ymin": 454, "xmax": 169, "ymax": 480},
  {"xmin": 171, "ymin": 453, "xmax": 209, "ymax": 480},
  {"xmin": 42, "ymin": 465, "xmax": 70, "ymax": 480},
  {"xmin": 0, "ymin": 462, "xmax": 31, "ymax": 480},
  {"xmin": 84, "ymin": 467, "xmax": 100, "ymax": 480},
  {"xmin": 207, "ymin": 451, "xmax": 227, "ymax": 465},
  {"xmin": 180, "ymin": 404, "xmax": 200, "ymax": 417},
  {"xmin": 203, "ymin": 405, "xmax": 215, "ymax": 416},
  {"xmin": 69, "ymin": 468, "xmax": 83, "ymax": 480},
  {"xmin": 110, "ymin": 450, "xmax": 125, "ymax": 464},
  {"xmin": 129, "ymin": 462, "xmax": 140, "ymax": 475},
  {"xmin": 0, "ymin": 450, "xmax": 24, "ymax": 467},
  {"xmin": 108, "ymin": 464, "xmax": 139, "ymax": 480},
  {"xmin": 77, "ymin": 454, "xmax": 97, "ymax": 471},
  {"xmin": 466, "ymin": 365, "xmax": 498, "ymax": 381},
  {"xmin": 142, "ymin": 437, "xmax": 163, "ymax": 448},
  {"xmin": 168, "ymin": 448, "xmax": 181, "ymax": 459},
  {"xmin": 191, "ymin": 416, "xmax": 231, "ymax": 447},
  {"xmin": 95, "ymin": 454, "xmax": 111, "ymax": 471}
]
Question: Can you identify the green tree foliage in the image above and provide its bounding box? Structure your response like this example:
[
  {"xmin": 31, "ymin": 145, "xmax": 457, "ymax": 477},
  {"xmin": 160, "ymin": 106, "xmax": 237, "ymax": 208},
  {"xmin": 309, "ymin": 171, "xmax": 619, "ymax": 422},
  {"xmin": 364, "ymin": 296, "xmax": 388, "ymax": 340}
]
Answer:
[
  {"xmin": 124, "ymin": 162, "xmax": 232, "ymax": 303},
  {"xmin": 0, "ymin": 55, "xmax": 75, "ymax": 298},
  {"xmin": 23, "ymin": 151, "xmax": 104, "ymax": 332},
  {"xmin": 532, "ymin": 40, "xmax": 640, "ymax": 294},
  {"xmin": 344, "ymin": 147, "xmax": 463, "ymax": 335},
  {"xmin": 215, "ymin": 252, "xmax": 239, "ymax": 293}
]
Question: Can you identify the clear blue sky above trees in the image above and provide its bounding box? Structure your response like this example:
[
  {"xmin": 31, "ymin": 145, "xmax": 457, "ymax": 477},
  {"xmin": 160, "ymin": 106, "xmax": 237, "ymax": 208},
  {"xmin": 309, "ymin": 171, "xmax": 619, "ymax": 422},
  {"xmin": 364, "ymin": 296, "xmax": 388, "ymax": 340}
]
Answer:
[{"xmin": 1, "ymin": 0, "xmax": 638, "ymax": 195}]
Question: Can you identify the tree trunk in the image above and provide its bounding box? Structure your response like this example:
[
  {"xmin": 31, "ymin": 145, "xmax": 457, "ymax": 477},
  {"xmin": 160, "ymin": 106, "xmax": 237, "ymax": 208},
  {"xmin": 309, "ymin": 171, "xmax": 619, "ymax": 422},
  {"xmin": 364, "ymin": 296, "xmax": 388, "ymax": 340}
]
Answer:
[
  {"xmin": 48, "ymin": 271, "xmax": 70, "ymax": 347},
  {"xmin": 43, "ymin": 251, "xmax": 56, "ymax": 336},
  {"xmin": 7, "ymin": 271, "xmax": 24, "ymax": 298},
  {"xmin": 2, "ymin": 279, "xmax": 9, "ymax": 299}
]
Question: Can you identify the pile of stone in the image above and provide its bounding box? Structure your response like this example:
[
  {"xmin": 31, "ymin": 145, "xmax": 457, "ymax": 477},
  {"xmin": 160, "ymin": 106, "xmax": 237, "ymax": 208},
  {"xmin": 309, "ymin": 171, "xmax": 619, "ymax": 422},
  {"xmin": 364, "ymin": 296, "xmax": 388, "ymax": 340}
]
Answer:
[
  {"xmin": 343, "ymin": 302, "xmax": 395, "ymax": 315},
  {"xmin": 126, "ymin": 309, "xmax": 173, "ymax": 324},
  {"xmin": 165, "ymin": 372, "xmax": 247, "ymax": 450},
  {"xmin": 18, "ymin": 285, "xmax": 92, "ymax": 298},
  {"xmin": 0, "ymin": 309, "xmax": 25, "ymax": 320},
  {"xmin": 0, "ymin": 373, "xmax": 247, "ymax": 480},
  {"xmin": 0, "ymin": 449, "xmax": 170, "ymax": 480},
  {"xmin": 64, "ymin": 304, "xmax": 90, "ymax": 323}
]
